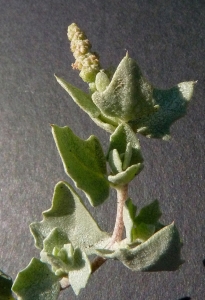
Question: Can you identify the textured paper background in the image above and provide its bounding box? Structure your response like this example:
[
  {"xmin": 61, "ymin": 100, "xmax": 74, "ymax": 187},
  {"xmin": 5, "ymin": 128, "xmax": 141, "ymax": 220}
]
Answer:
[{"xmin": 0, "ymin": 1, "xmax": 204, "ymax": 299}]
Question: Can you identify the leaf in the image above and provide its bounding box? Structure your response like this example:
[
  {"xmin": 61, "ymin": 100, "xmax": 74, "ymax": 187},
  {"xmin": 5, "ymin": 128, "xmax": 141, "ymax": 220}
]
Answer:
[
  {"xmin": 108, "ymin": 149, "xmax": 123, "ymax": 174},
  {"xmin": 132, "ymin": 222, "xmax": 155, "ymax": 242},
  {"xmin": 0, "ymin": 270, "xmax": 15, "ymax": 300},
  {"xmin": 12, "ymin": 258, "xmax": 60, "ymax": 300},
  {"xmin": 135, "ymin": 199, "xmax": 162, "ymax": 225},
  {"xmin": 43, "ymin": 228, "xmax": 70, "ymax": 254},
  {"xmin": 122, "ymin": 142, "xmax": 132, "ymax": 170},
  {"xmin": 30, "ymin": 181, "xmax": 109, "ymax": 255},
  {"xmin": 39, "ymin": 228, "xmax": 72, "ymax": 274},
  {"xmin": 89, "ymin": 115, "xmax": 117, "ymax": 133},
  {"xmin": 108, "ymin": 123, "xmax": 143, "ymax": 167},
  {"xmin": 108, "ymin": 163, "xmax": 143, "ymax": 186},
  {"xmin": 130, "ymin": 81, "xmax": 196, "ymax": 139},
  {"xmin": 98, "ymin": 223, "xmax": 184, "ymax": 271},
  {"xmin": 69, "ymin": 249, "xmax": 91, "ymax": 295},
  {"xmin": 107, "ymin": 124, "xmax": 144, "ymax": 185},
  {"xmin": 123, "ymin": 199, "xmax": 162, "ymax": 242},
  {"xmin": 44, "ymin": 243, "xmax": 74, "ymax": 274},
  {"xmin": 42, "ymin": 242, "xmax": 92, "ymax": 295},
  {"xmin": 52, "ymin": 125, "xmax": 109, "ymax": 206},
  {"xmin": 92, "ymin": 54, "xmax": 157, "ymax": 122},
  {"xmin": 55, "ymin": 76, "xmax": 101, "ymax": 118},
  {"xmin": 55, "ymin": 76, "xmax": 118, "ymax": 133},
  {"xmin": 123, "ymin": 198, "xmax": 137, "ymax": 242}
]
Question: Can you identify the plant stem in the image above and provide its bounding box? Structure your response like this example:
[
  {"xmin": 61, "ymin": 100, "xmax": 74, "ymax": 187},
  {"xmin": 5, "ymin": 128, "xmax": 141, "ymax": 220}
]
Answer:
[{"xmin": 107, "ymin": 184, "xmax": 128, "ymax": 248}]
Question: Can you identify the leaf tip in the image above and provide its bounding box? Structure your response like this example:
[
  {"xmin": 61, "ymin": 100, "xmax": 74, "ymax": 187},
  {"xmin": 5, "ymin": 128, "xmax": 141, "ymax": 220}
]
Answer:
[{"xmin": 178, "ymin": 80, "xmax": 196, "ymax": 102}]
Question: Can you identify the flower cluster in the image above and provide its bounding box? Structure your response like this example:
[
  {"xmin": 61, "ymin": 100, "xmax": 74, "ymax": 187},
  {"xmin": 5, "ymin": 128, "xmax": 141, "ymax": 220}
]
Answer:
[{"xmin": 68, "ymin": 23, "xmax": 101, "ymax": 84}]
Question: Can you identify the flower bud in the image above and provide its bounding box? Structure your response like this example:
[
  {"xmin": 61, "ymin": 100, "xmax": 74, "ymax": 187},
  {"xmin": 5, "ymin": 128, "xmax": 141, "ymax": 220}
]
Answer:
[
  {"xmin": 67, "ymin": 23, "xmax": 101, "ymax": 84},
  {"xmin": 80, "ymin": 66, "xmax": 98, "ymax": 83},
  {"xmin": 95, "ymin": 71, "xmax": 110, "ymax": 92},
  {"xmin": 67, "ymin": 23, "xmax": 82, "ymax": 41}
]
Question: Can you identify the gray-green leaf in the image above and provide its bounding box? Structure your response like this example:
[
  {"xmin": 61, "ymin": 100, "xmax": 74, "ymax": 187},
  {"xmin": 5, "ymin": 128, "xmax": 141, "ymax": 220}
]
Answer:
[
  {"xmin": 30, "ymin": 181, "xmax": 109, "ymax": 254},
  {"xmin": 52, "ymin": 125, "xmax": 109, "ymax": 206},
  {"xmin": 92, "ymin": 55, "xmax": 157, "ymax": 122},
  {"xmin": 130, "ymin": 81, "xmax": 196, "ymax": 139},
  {"xmin": 12, "ymin": 258, "xmax": 60, "ymax": 300},
  {"xmin": 55, "ymin": 76, "xmax": 118, "ymax": 133},
  {"xmin": 42, "ymin": 228, "xmax": 70, "ymax": 254},
  {"xmin": 69, "ymin": 249, "xmax": 91, "ymax": 295},
  {"xmin": 107, "ymin": 124, "xmax": 143, "ymax": 185},
  {"xmin": 42, "ymin": 242, "xmax": 91, "ymax": 295},
  {"xmin": 55, "ymin": 76, "xmax": 101, "ymax": 118}
]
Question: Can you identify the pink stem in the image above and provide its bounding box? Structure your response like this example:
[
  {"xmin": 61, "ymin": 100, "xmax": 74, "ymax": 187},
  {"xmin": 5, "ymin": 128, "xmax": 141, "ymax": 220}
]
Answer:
[{"xmin": 107, "ymin": 184, "xmax": 128, "ymax": 248}]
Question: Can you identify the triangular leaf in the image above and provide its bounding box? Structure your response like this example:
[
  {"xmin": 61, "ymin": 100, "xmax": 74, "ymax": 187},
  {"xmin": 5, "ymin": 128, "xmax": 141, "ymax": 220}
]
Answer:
[
  {"xmin": 130, "ymin": 81, "xmax": 196, "ymax": 139},
  {"xmin": 12, "ymin": 258, "xmax": 60, "ymax": 300},
  {"xmin": 98, "ymin": 223, "xmax": 183, "ymax": 271},
  {"xmin": 30, "ymin": 181, "xmax": 109, "ymax": 255},
  {"xmin": 52, "ymin": 125, "xmax": 109, "ymax": 206},
  {"xmin": 92, "ymin": 55, "xmax": 157, "ymax": 122}
]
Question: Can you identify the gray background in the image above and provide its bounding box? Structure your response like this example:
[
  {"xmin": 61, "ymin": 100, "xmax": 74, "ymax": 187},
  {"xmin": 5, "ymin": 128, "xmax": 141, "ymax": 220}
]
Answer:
[{"xmin": 0, "ymin": 1, "xmax": 204, "ymax": 299}]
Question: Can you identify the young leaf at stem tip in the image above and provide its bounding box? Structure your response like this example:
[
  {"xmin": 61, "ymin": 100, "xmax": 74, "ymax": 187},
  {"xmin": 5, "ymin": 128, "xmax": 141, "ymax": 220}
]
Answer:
[{"xmin": 107, "ymin": 123, "xmax": 144, "ymax": 185}]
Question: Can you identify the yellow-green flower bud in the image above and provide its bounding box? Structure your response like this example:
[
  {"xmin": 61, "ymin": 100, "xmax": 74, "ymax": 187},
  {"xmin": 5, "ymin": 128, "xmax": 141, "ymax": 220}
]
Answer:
[
  {"xmin": 80, "ymin": 66, "xmax": 98, "ymax": 83},
  {"xmin": 70, "ymin": 39, "xmax": 91, "ymax": 56},
  {"xmin": 67, "ymin": 23, "xmax": 82, "ymax": 41},
  {"xmin": 67, "ymin": 23, "xmax": 101, "ymax": 84},
  {"xmin": 95, "ymin": 70, "xmax": 110, "ymax": 92}
]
